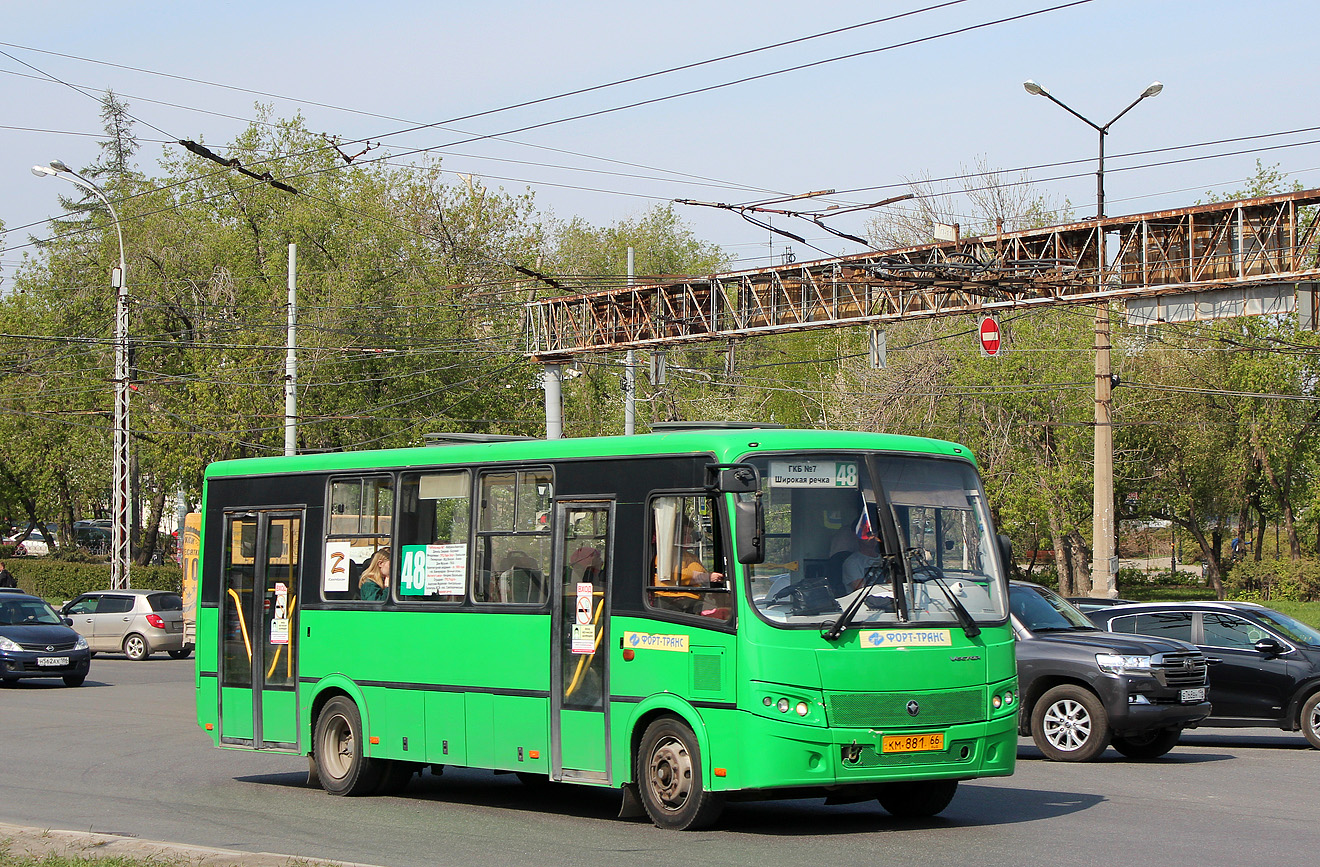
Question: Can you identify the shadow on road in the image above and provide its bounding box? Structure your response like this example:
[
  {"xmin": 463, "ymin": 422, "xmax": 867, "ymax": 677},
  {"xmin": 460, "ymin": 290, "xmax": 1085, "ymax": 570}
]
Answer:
[
  {"xmin": 1016, "ymin": 743, "xmax": 1234, "ymax": 765},
  {"xmin": 234, "ymin": 766, "xmax": 1108, "ymax": 835}
]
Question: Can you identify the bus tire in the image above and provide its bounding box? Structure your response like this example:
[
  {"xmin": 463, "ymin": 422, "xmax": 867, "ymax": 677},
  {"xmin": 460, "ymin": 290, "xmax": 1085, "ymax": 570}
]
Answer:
[
  {"xmin": 636, "ymin": 716, "xmax": 724, "ymax": 831},
  {"xmin": 374, "ymin": 760, "xmax": 419, "ymax": 795},
  {"xmin": 877, "ymin": 779, "xmax": 958, "ymax": 818},
  {"xmin": 314, "ymin": 696, "xmax": 383, "ymax": 796}
]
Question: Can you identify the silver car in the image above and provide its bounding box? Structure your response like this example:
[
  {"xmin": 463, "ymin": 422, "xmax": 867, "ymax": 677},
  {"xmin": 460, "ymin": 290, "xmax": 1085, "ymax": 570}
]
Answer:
[{"xmin": 61, "ymin": 589, "xmax": 191, "ymax": 660}]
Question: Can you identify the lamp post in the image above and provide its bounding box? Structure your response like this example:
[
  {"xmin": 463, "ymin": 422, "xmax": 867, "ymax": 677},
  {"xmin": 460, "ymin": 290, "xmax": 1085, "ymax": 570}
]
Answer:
[
  {"xmin": 1022, "ymin": 79, "xmax": 1162, "ymax": 598},
  {"xmin": 32, "ymin": 161, "xmax": 131, "ymax": 590}
]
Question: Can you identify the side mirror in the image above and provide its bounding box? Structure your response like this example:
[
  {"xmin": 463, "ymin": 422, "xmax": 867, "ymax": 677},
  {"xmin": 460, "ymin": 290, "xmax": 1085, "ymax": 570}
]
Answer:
[
  {"xmin": 1255, "ymin": 637, "xmax": 1285, "ymax": 656},
  {"xmin": 706, "ymin": 463, "xmax": 760, "ymax": 494},
  {"xmin": 62, "ymin": 617, "xmax": 73, "ymax": 627},
  {"xmin": 734, "ymin": 499, "xmax": 765, "ymax": 565},
  {"xmin": 997, "ymin": 534, "xmax": 1013, "ymax": 570}
]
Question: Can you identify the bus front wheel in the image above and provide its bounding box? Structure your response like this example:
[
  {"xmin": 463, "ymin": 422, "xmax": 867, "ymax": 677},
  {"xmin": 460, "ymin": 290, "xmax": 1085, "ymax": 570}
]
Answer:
[
  {"xmin": 314, "ymin": 696, "xmax": 383, "ymax": 796},
  {"xmin": 636, "ymin": 716, "xmax": 724, "ymax": 831},
  {"xmin": 877, "ymin": 779, "xmax": 958, "ymax": 818}
]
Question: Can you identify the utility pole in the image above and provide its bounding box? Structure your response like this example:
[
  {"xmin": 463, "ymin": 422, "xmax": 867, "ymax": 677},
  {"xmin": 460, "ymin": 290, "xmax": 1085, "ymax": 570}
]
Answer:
[
  {"xmin": 1024, "ymin": 79, "xmax": 1163, "ymax": 598},
  {"xmin": 32, "ymin": 161, "xmax": 132, "ymax": 589},
  {"xmin": 624, "ymin": 247, "xmax": 636, "ymax": 435},
  {"xmin": 285, "ymin": 244, "xmax": 298, "ymax": 456}
]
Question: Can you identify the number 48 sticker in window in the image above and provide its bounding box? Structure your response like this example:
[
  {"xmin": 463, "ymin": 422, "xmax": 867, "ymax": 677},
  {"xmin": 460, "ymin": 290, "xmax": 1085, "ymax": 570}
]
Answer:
[{"xmin": 835, "ymin": 462, "xmax": 858, "ymax": 487}]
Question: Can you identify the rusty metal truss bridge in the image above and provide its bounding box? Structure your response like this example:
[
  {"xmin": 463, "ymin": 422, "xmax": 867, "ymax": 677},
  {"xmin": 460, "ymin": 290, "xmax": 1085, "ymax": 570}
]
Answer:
[{"xmin": 526, "ymin": 189, "xmax": 1320, "ymax": 360}]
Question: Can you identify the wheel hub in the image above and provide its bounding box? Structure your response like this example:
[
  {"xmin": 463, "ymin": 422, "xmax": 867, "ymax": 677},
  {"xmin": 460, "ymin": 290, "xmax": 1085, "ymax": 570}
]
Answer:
[
  {"xmin": 1044, "ymin": 699, "xmax": 1092, "ymax": 751},
  {"xmin": 648, "ymin": 736, "xmax": 692, "ymax": 810}
]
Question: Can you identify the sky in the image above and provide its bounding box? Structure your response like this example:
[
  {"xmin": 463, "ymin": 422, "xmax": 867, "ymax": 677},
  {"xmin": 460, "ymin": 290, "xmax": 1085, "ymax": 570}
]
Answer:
[{"xmin": 2, "ymin": 0, "xmax": 1317, "ymax": 285}]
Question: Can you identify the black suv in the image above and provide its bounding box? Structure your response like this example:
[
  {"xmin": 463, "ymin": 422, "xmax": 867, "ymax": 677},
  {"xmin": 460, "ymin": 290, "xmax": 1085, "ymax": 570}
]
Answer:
[
  {"xmin": 1011, "ymin": 581, "xmax": 1211, "ymax": 761},
  {"xmin": 1088, "ymin": 600, "xmax": 1320, "ymax": 749}
]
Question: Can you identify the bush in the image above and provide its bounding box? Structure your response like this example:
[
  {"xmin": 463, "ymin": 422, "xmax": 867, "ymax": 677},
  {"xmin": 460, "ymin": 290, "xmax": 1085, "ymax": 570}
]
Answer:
[
  {"xmin": 5, "ymin": 558, "xmax": 182, "ymax": 604},
  {"xmin": 1223, "ymin": 558, "xmax": 1320, "ymax": 603}
]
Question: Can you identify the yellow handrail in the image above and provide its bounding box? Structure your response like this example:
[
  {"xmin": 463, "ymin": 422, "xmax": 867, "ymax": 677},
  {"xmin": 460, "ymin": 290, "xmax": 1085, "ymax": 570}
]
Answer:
[{"xmin": 226, "ymin": 588, "xmax": 251, "ymax": 662}]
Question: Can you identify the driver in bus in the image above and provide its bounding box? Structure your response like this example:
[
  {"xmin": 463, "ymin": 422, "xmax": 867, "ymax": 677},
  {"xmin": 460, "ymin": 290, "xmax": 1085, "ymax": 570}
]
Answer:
[{"xmin": 842, "ymin": 513, "xmax": 883, "ymax": 593}]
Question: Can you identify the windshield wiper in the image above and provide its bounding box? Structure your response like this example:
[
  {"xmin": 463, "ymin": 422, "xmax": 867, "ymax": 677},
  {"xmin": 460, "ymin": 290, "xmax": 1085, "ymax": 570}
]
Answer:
[
  {"xmin": 823, "ymin": 457, "xmax": 909, "ymax": 640},
  {"xmin": 915, "ymin": 560, "xmax": 980, "ymax": 638},
  {"xmin": 823, "ymin": 559, "xmax": 893, "ymax": 640}
]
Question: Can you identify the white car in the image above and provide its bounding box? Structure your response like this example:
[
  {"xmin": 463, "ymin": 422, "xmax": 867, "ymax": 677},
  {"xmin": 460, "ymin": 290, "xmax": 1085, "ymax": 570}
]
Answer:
[{"xmin": 7, "ymin": 528, "xmax": 52, "ymax": 556}]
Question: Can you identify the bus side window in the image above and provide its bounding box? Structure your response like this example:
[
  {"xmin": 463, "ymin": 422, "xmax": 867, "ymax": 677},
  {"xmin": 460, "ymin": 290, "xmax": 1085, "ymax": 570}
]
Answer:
[
  {"xmin": 396, "ymin": 471, "xmax": 471, "ymax": 603},
  {"xmin": 647, "ymin": 495, "xmax": 731, "ymax": 622},
  {"xmin": 322, "ymin": 475, "xmax": 393, "ymax": 604},
  {"xmin": 474, "ymin": 468, "xmax": 552, "ymax": 605}
]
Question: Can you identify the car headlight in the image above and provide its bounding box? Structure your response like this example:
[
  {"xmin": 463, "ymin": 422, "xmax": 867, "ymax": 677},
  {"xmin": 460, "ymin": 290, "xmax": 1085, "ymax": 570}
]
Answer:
[
  {"xmin": 0, "ymin": 636, "xmax": 20, "ymax": 652},
  {"xmin": 1096, "ymin": 653, "xmax": 1152, "ymax": 675},
  {"xmin": 75, "ymin": 635, "xmax": 89, "ymax": 651}
]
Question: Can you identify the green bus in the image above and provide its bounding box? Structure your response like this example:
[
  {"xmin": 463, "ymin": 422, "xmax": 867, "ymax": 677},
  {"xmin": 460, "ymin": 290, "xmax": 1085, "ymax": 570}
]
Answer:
[{"xmin": 195, "ymin": 425, "xmax": 1016, "ymax": 829}]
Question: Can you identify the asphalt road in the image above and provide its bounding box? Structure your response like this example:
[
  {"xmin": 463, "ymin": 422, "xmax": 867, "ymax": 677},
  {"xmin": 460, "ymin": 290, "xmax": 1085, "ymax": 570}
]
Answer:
[{"xmin": 2, "ymin": 657, "xmax": 1317, "ymax": 867}]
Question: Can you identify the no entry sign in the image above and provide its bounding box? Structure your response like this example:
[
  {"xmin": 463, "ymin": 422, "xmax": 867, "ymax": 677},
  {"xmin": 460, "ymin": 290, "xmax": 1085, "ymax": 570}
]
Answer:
[{"xmin": 978, "ymin": 315, "xmax": 1003, "ymax": 357}]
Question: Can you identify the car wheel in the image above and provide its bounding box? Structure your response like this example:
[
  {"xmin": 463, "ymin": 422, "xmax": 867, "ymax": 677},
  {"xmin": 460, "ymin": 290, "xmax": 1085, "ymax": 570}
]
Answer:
[
  {"xmin": 313, "ymin": 696, "xmax": 383, "ymax": 795},
  {"xmin": 168, "ymin": 649, "xmax": 192, "ymax": 660},
  {"xmin": 636, "ymin": 716, "xmax": 725, "ymax": 830},
  {"xmin": 1030, "ymin": 684, "xmax": 1111, "ymax": 762},
  {"xmin": 877, "ymin": 779, "xmax": 959, "ymax": 818},
  {"xmin": 1301, "ymin": 692, "xmax": 1320, "ymax": 750},
  {"xmin": 122, "ymin": 633, "xmax": 150, "ymax": 661},
  {"xmin": 63, "ymin": 674, "xmax": 86, "ymax": 687},
  {"xmin": 1111, "ymin": 727, "xmax": 1182, "ymax": 760}
]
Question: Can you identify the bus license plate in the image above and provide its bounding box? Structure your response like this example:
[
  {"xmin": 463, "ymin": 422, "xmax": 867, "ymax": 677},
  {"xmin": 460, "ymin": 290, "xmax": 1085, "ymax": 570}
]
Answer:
[
  {"xmin": 37, "ymin": 656, "xmax": 68, "ymax": 667},
  {"xmin": 1181, "ymin": 688, "xmax": 1206, "ymax": 703},
  {"xmin": 882, "ymin": 733, "xmax": 945, "ymax": 753}
]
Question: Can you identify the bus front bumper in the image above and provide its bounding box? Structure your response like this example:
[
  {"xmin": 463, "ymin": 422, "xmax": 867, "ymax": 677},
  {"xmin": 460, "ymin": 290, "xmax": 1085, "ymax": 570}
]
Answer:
[{"xmin": 711, "ymin": 709, "xmax": 1016, "ymax": 793}]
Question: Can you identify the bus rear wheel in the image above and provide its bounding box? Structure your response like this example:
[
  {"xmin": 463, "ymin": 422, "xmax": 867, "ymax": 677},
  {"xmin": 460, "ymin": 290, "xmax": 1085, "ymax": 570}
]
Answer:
[
  {"xmin": 877, "ymin": 779, "xmax": 959, "ymax": 818},
  {"xmin": 636, "ymin": 716, "xmax": 724, "ymax": 831},
  {"xmin": 314, "ymin": 696, "xmax": 382, "ymax": 795}
]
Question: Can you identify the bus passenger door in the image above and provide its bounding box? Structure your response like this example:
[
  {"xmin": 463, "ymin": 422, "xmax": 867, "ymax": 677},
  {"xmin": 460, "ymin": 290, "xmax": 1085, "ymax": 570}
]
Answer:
[
  {"xmin": 218, "ymin": 510, "xmax": 303, "ymax": 751},
  {"xmin": 552, "ymin": 500, "xmax": 614, "ymax": 783}
]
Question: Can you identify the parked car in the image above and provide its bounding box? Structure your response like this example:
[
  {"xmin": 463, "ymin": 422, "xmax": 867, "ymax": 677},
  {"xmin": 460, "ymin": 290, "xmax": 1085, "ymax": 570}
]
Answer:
[
  {"xmin": 73, "ymin": 523, "xmax": 111, "ymax": 553},
  {"xmin": 6, "ymin": 527, "xmax": 52, "ymax": 557},
  {"xmin": 1010, "ymin": 581, "xmax": 1211, "ymax": 761},
  {"xmin": 1087, "ymin": 600, "xmax": 1320, "ymax": 749},
  {"xmin": 0, "ymin": 592, "xmax": 92, "ymax": 686},
  {"xmin": 61, "ymin": 589, "xmax": 192, "ymax": 660},
  {"xmin": 1068, "ymin": 596, "xmax": 1137, "ymax": 613}
]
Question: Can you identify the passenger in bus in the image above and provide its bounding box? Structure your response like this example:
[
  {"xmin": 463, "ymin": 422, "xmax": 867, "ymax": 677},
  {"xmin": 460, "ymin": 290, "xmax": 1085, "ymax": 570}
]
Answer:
[
  {"xmin": 497, "ymin": 549, "xmax": 545, "ymax": 603},
  {"xmin": 358, "ymin": 547, "xmax": 391, "ymax": 601},
  {"xmin": 569, "ymin": 545, "xmax": 604, "ymax": 582},
  {"xmin": 654, "ymin": 517, "xmax": 723, "ymax": 613}
]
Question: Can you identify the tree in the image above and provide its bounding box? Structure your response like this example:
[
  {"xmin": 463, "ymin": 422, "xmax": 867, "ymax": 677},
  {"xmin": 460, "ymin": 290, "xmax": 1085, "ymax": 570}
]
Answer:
[
  {"xmin": 865, "ymin": 157, "xmax": 1072, "ymax": 248},
  {"xmin": 543, "ymin": 204, "xmax": 731, "ymax": 435}
]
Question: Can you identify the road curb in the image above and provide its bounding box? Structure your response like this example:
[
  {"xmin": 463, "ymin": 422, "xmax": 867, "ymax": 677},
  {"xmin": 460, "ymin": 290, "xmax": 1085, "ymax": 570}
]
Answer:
[{"xmin": 0, "ymin": 822, "xmax": 384, "ymax": 867}]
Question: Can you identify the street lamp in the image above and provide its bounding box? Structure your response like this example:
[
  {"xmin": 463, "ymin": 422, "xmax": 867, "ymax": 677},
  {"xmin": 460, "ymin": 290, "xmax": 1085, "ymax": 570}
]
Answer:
[
  {"xmin": 32, "ymin": 160, "xmax": 132, "ymax": 590},
  {"xmin": 1022, "ymin": 79, "xmax": 1163, "ymax": 599}
]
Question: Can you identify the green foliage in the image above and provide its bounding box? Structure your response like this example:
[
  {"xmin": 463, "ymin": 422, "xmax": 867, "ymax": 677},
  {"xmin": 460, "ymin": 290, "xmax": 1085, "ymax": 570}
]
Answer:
[
  {"xmin": 1224, "ymin": 558, "xmax": 1320, "ymax": 602},
  {"xmin": 1117, "ymin": 582, "xmax": 1219, "ymax": 602},
  {"xmin": 6, "ymin": 559, "xmax": 182, "ymax": 603}
]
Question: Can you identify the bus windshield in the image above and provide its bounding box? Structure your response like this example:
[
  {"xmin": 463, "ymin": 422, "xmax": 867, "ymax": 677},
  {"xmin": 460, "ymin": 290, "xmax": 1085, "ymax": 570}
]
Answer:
[{"xmin": 744, "ymin": 453, "xmax": 1008, "ymax": 629}]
